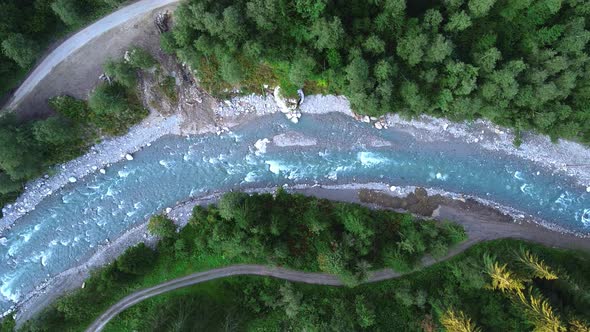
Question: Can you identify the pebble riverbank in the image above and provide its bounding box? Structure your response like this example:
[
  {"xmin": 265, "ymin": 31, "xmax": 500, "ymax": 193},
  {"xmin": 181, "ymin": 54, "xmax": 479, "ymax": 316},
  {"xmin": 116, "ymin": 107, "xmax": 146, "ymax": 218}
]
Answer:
[{"xmin": 0, "ymin": 113, "xmax": 181, "ymax": 232}]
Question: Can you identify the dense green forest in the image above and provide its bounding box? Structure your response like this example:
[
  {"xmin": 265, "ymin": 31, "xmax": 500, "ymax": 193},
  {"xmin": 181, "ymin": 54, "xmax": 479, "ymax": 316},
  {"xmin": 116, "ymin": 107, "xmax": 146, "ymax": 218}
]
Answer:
[
  {"xmin": 0, "ymin": 47, "xmax": 153, "ymax": 215},
  {"xmin": 0, "ymin": 0, "xmax": 128, "ymax": 98},
  {"xmin": 10, "ymin": 192, "xmax": 590, "ymax": 331},
  {"xmin": 102, "ymin": 241, "xmax": 590, "ymax": 331},
  {"xmin": 164, "ymin": 0, "xmax": 590, "ymax": 143},
  {"xmin": 15, "ymin": 191, "xmax": 467, "ymax": 331}
]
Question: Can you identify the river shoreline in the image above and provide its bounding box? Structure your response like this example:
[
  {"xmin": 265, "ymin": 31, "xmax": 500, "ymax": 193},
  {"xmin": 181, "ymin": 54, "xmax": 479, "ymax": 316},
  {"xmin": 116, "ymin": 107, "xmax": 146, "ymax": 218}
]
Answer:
[
  {"xmin": 13, "ymin": 183, "xmax": 590, "ymax": 324},
  {"xmin": 2, "ymin": 94, "xmax": 590, "ymax": 233}
]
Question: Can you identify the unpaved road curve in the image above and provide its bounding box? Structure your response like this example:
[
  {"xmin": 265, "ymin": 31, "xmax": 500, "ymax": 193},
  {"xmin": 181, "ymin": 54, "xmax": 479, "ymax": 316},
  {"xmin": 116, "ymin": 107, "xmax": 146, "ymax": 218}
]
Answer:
[
  {"xmin": 5, "ymin": 0, "xmax": 179, "ymax": 110},
  {"xmin": 85, "ymin": 264, "xmax": 397, "ymax": 332},
  {"xmin": 86, "ymin": 238, "xmax": 481, "ymax": 332}
]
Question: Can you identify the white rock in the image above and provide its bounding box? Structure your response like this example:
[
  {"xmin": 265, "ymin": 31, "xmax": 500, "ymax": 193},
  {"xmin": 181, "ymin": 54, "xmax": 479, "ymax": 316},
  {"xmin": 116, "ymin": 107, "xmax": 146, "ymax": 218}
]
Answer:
[
  {"xmin": 254, "ymin": 138, "xmax": 270, "ymax": 155},
  {"xmin": 374, "ymin": 122, "xmax": 383, "ymax": 130},
  {"xmin": 147, "ymin": 143, "xmax": 152, "ymax": 147},
  {"xmin": 99, "ymin": 169, "xmax": 106, "ymax": 174},
  {"xmin": 290, "ymin": 117, "xmax": 299, "ymax": 124},
  {"xmin": 370, "ymin": 116, "xmax": 378, "ymax": 121},
  {"xmin": 286, "ymin": 113, "xmax": 294, "ymax": 120},
  {"xmin": 68, "ymin": 177, "xmax": 77, "ymax": 183},
  {"xmin": 362, "ymin": 116, "xmax": 370, "ymax": 123},
  {"xmin": 224, "ymin": 100, "xmax": 232, "ymax": 106},
  {"xmin": 165, "ymin": 207, "xmax": 172, "ymax": 213},
  {"xmin": 295, "ymin": 112, "xmax": 302, "ymax": 119},
  {"xmin": 587, "ymin": 186, "xmax": 590, "ymax": 193},
  {"xmin": 442, "ymin": 123, "xmax": 449, "ymax": 131},
  {"xmin": 91, "ymin": 166, "xmax": 98, "ymax": 171},
  {"xmin": 81, "ymin": 282, "xmax": 85, "ymax": 289},
  {"xmin": 389, "ymin": 186, "xmax": 397, "ymax": 192},
  {"xmin": 263, "ymin": 84, "xmax": 269, "ymax": 89},
  {"xmin": 125, "ymin": 154, "xmax": 134, "ymax": 161}
]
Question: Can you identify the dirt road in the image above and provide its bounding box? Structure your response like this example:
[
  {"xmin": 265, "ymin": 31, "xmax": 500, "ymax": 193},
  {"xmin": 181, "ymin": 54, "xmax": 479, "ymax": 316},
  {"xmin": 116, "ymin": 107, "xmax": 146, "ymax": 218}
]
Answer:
[
  {"xmin": 86, "ymin": 239, "xmax": 478, "ymax": 332},
  {"xmin": 3, "ymin": 0, "xmax": 180, "ymax": 117}
]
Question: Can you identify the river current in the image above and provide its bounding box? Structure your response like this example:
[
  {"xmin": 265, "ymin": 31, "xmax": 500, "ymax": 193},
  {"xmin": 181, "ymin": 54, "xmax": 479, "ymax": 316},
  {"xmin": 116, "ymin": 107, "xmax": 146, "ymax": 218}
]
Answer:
[{"xmin": 1, "ymin": 112, "xmax": 589, "ymax": 312}]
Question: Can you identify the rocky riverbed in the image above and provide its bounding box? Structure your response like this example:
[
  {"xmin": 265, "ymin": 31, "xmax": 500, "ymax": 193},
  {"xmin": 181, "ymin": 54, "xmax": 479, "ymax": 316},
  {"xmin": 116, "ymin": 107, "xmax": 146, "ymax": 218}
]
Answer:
[{"xmin": 4, "ymin": 92, "xmax": 590, "ymax": 233}]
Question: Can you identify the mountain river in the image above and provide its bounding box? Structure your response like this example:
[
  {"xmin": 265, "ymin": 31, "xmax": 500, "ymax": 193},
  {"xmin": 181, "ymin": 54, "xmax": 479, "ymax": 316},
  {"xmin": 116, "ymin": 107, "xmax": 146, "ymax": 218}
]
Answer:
[{"xmin": 1, "ymin": 112, "xmax": 589, "ymax": 313}]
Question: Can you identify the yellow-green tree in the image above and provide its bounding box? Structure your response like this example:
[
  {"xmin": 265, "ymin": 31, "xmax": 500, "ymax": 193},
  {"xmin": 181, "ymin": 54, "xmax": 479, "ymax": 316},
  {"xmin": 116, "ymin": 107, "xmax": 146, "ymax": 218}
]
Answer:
[
  {"xmin": 569, "ymin": 320, "xmax": 590, "ymax": 332},
  {"xmin": 440, "ymin": 309, "xmax": 481, "ymax": 332},
  {"xmin": 517, "ymin": 289, "xmax": 566, "ymax": 332},
  {"xmin": 517, "ymin": 248, "xmax": 558, "ymax": 280},
  {"xmin": 483, "ymin": 253, "xmax": 525, "ymax": 295}
]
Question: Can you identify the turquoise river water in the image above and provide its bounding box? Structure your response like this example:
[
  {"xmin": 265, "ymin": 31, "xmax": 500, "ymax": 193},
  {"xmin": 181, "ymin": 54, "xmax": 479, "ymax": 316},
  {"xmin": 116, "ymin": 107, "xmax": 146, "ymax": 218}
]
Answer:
[{"xmin": 1, "ymin": 113, "xmax": 589, "ymax": 313}]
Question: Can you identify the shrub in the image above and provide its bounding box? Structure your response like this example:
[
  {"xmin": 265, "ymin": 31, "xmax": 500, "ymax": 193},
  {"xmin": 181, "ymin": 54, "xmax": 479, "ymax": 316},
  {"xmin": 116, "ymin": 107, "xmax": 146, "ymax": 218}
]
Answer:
[
  {"xmin": 104, "ymin": 60, "xmax": 137, "ymax": 88},
  {"xmin": 51, "ymin": 0, "xmax": 85, "ymax": 27},
  {"xmin": 88, "ymin": 83, "xmax": 128, "ymax": 116},
  {"xmin": 116, "ymin": 243, "xmax": 157, "ymax": 275},
  {"xmin": 32, "ymin": 117, "xmax": 81, "ymax": 147},
  {"xmin": 148, "ymin": 215, "xmax": 177, "ymax": 239},
  {"xmin": 0, "ymin": 173, "xmax": 22, "ymax": 195},
  {"xmin": 0, "ymin": 313, "xmax": 15, "ymax": 332},
  {"xmin": 49, "ymin": 96, "xmax": 90, "ymax": 122},
  {"xmin": 384, "ymin": 248, "xmax": 413, "ymax": 273},
  {"xmin": 442, "ymin": 221, "xmax": 468, "ymax": 245},
  {"xmin": 1, "ymin": 33, "xmax": 40, "ymax": 68},
  {"xmin": 126, "ymin": 47, "xmax": 157, "ymax": 69},
  {"xmin": 88, "ymin": 83, "xmax": 147, "ymax": 135}
]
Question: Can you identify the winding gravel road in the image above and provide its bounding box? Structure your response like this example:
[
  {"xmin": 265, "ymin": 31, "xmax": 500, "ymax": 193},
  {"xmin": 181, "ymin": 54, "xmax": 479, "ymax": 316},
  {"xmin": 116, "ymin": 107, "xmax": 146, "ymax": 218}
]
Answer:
[
  {"xmin": 86, "ymin": 238, "xmax": 480, "ymax": 332},
  {"xmin": 85, "ymin": 265, "xmax": 396, "ymax": 332},
  {"xmin": 5, "ymin": 0, "xmax": 179, "ymax": 110}
]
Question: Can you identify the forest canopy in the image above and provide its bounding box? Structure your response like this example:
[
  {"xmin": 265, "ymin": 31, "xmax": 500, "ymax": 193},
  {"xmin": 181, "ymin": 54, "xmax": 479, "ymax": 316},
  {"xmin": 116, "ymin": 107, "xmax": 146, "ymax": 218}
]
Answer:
[{"xmin": 165, "ymin": 0, "xmax": 590, "ymax": 143}]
